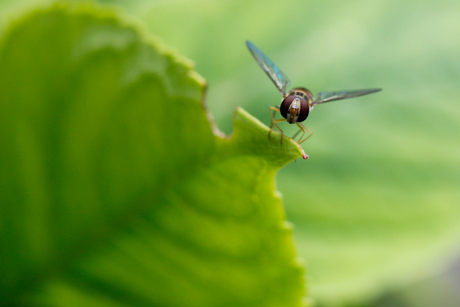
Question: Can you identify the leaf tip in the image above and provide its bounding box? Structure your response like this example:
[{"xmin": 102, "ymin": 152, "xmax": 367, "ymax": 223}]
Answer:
[{"xmin": 302, "ymin": 149, "xmax": 309, "ymax": 160}]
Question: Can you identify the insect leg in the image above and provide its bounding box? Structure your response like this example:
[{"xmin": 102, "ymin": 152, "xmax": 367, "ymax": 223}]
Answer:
[
  {"xmin": 291, "ymin": 129, "xmax": 302, "ymax": 140},
  {"xmin": 269, "ymin": 106, "xmax": 285, "ymax": 144},
  {"xmin": 296, "ymin": 122, "xmax": 313, "ymax": 144}
]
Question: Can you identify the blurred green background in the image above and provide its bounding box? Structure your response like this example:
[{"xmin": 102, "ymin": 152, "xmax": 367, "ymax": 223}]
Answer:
[{"xmin": 2, "ymin": 0, "xmax": 459, "ymax": 306}]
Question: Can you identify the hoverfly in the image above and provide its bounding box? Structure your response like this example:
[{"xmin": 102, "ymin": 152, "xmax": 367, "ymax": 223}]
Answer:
[{"xmin": 246, "ymin": 40, "xmax": 381, "ymax": 145}]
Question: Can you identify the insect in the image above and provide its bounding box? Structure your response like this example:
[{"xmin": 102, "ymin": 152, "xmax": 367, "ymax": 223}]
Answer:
[{"xmin": 246, "ymin": 40, "xmax": 381, "ymax": 145}]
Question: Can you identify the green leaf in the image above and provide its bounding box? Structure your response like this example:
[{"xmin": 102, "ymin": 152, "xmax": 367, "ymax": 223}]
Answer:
[{"xmin": 0, "ymin": 3, "xmax": 307, "ymax": 306}]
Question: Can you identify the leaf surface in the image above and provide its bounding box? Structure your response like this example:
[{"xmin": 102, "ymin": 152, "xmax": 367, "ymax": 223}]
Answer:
[{"xmin": 0, "ymin": 3, "xmax": 306, "ymax": 306}]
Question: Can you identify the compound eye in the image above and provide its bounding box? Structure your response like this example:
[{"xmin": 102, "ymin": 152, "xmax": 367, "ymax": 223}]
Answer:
[
  {"xmin": 280, "ymin": 95, "xmax": 296, "ymax": 119},
  {"xmin": 297, "ymin": 97, "xmax": 310, "ymax": 122}
]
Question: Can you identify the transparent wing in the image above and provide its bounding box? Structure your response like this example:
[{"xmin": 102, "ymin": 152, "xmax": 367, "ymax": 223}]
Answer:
[
  {"xmin": 313, "ymin": 88, "xmax": 382, "ymax": 106},
  {"xmin": 246, "ymin": 41, "xmax": 290, "ymax": 96}
]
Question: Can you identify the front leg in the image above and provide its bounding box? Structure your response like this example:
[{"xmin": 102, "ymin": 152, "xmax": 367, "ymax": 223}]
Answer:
[{"xmin": 269, "ymin": 106, "xmax": 286, "ymax": 144}]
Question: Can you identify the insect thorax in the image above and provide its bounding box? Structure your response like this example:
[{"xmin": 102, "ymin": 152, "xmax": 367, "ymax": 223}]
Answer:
[{"xmin": 285, "ymin": 87, "xmax": 314, "ymax": 104}]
